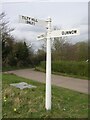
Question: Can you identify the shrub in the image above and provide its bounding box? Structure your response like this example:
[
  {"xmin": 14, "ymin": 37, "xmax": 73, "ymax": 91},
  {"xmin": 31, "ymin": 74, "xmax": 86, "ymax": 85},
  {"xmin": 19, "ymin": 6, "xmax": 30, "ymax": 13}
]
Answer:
[{"xmin": 39, "ymin": 61, "xmax": 88, "ymax": 77}]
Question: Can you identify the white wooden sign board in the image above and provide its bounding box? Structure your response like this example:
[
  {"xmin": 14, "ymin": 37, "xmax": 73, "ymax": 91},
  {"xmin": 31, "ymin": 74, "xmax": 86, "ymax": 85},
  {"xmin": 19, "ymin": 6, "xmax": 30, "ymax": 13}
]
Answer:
[
  {"xmin": 49, "ymin": 29, "xmax": 80, "ymax": 38},
  {"xmin": 37, "ymin": 29, "xmax": 80, "ymax": 40},
  {"xmin": 37, "ymin": 33, "xmax": 47, "ymax": 40},
  {"xmin": 19, "ymin": 15, "xmax": 47, "ymax": 27}
]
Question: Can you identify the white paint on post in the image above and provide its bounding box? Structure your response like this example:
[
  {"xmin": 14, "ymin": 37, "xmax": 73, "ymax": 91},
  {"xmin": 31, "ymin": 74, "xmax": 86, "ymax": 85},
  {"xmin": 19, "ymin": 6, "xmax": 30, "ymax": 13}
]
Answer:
[{"xmin": 46, "ymin": 17, "xmax": 52, "ymax": 110}]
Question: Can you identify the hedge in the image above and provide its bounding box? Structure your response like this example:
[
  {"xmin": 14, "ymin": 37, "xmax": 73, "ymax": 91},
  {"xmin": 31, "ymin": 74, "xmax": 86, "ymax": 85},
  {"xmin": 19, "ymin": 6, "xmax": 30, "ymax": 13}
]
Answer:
[{"xmin": 39, "ymin": 61, "xmax": 88, "ymax": 77}]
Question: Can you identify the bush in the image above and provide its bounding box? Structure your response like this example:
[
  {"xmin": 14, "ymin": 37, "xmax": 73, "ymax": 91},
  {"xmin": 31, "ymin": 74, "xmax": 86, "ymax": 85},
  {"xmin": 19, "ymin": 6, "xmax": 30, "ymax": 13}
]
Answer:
[{"xmin": 39, "ymin": 61, "xmax": 88, "ymax": 77}]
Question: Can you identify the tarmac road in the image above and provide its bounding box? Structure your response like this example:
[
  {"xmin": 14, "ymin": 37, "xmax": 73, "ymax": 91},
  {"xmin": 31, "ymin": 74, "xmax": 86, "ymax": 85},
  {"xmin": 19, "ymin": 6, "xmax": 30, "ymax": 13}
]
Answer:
[{"xmin": 7, "ymin": 69, "xmax": 88, "ymax": 94}]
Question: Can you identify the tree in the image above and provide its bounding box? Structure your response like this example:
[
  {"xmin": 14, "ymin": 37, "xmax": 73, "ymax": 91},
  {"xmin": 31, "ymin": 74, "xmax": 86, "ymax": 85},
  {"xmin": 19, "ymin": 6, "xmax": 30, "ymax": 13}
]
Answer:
[
  {"xmin": 0, "ymin": 12, "xmax": 34, "ymax": 67},
  {"xmin": 12, "ymin": 41, "xmax": 32, "ymax": 67},
  {"xmin": 75, "ymin": 41, "xmax": 88, "ymax": 61},
  {"xmin": 0, "ymin": 12, "xmax": 14, "ymax": 66},
  {"xmin": 52, "ymin": 37, "xmax": 67, "ymax": 61},
  {"xmin": 52, "ymin": 38, "xmax": 88, "ymax": 61},
  {"xmin": 32, "ymin": 42, "xmax": 46, "ymax": 65}
]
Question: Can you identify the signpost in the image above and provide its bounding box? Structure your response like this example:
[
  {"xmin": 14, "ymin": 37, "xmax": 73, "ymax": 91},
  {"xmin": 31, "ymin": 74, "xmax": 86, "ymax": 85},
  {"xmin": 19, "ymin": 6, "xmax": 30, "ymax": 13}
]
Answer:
[
  {"xmin": 49, "ymin": 29, "xmax": 80, "ymax": 38},
  {"xmin": 19, "ymin": 15, "xmax": 47, "ymax": 27},
  {"xmin": 19, "ymin": 15, "xmax": 80, "ymax": 111},
  {"xmin": 37, "ymin": 33, "xmax": 47, "ymax": 40}
]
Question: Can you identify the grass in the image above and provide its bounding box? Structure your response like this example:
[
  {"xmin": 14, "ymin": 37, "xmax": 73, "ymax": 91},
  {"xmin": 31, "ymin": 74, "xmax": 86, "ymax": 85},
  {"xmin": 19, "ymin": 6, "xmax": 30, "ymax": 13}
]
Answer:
[
  {"xmin": 2, "ymin": 73, "xmax": 88, "ymax": 118},
  {"xmin": 0, "ymin": 73, "xmax": 2, "ymax": 120},
  {"xmin": 2, "ymin": 66, "xmax": 32, "ymax": 72}
]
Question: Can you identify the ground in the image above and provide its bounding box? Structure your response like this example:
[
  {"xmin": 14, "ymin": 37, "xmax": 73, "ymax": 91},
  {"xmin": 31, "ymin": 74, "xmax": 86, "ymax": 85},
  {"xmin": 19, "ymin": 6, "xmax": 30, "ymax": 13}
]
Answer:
[
  {"xmin": 2, "ymin": 73, "xmax": 88, "ymax": 118},
  {"xmin": 6, "ymin": 68, "xmax": 88, "ymax": 94}
]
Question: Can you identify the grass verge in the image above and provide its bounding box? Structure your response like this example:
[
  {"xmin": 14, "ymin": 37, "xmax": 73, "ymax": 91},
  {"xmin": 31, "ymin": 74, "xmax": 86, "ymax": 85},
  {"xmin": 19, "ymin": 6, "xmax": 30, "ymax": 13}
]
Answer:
[
  {"xmin": 2, "ymin": 73, "xmax": 88, "ymax": 118},
  {"xmin": 2, "ymin": 66, "xmax": 34, "ymax": 72}
]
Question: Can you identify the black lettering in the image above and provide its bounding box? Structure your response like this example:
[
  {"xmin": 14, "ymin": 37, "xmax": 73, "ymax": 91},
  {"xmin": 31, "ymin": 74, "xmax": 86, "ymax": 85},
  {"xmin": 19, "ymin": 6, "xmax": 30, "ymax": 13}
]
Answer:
[
  {"xmin": 38, "ymin": 36, "xmax": 40, "ymax": 38},
  {"xmin": 31, "ymin": 18, "xmax": 35, "ymax": 22},
  {"xmin": 66, "ymin": 30, "xmax": 76, "ymax": 35},
  {"xmin": 27, "ymin": 17, "xmax": 31, "ymax": 21},
  {"xmin": 61, "ymin": 30, "xmax": 77, "ymax": 36},
  {"xmin": 32, "ymin": 22, "xmax": 35, "ymax": 25},
  {"xmin": 28, "ymin": 17, "xmax": 30, "ymax": 20},
  {"xmin": 62, "ymin": 31, "xmax": 65, "ymax": 35},
  {"xmin": 66, "ymin": 31, "xmax": 69, "ymax": 34},
  {"xmin": 41, "ymin": 35, "xmax": 44, "ymax": 37},
  {"xmin": 71, "ymin": 30, "xmax": 74, "ymax": 34},
  {"xmin": 31, "ymin": 18, "xmax": 38, "ymax": 23},
  {"xmin": 26, "ymin": 21, "xmax": 30, "ymax": 24},
  {"xmin": 22, "ymin": 16, "xmax": 27, "ymax": 20},
  {"xmin": 22, "ymin": 16, "xmax": 38, "ymax": 24},
  {"xmin": 36, "ymin": 19, "xmax": 38, "ymax": 22},
  {"xmin": 68, "ymin": 31, "xmax": 72, "ymax": 34},
  {"xmin": 22, "ymin": 16, "xmax": 24, "ymax": 19},
  {"xmin": 26, "ymin": 21, "xmax": 35, "ymax": 25},
  {"xmin": 26, "ymin": 17, "xmax": 28, "ymax": 20},
  {"xmin": 73, "ymin": 30, "xmax": 77, "ymax": 34}
]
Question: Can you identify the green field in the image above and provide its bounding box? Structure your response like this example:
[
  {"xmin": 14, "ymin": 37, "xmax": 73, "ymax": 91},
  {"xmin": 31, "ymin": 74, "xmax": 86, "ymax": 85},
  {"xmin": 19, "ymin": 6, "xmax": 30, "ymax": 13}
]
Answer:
[{"xmin": 2, "ymin": 73, "xmax": 88, "ymax": 118}]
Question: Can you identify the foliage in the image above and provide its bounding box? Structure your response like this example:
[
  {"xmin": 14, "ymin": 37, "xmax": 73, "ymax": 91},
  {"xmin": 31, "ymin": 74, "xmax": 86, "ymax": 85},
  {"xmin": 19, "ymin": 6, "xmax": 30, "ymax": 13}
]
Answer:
[
  {"xmin": 33, "ymin": 49, "xmax": 46, "ymax": 66},
  {"xmin": 0, "ymin": 12, "xmax": 14, "ymax": 66},
  {"xmin": 0, "ymin": 12, "xmax": 34, "ymax": 68},
  {"xmin": 11, "ymin": 41, "xmax": 30, "ymax": 67},
  {"xmin": 2, "ymin": 74, "xmax": 88, "ymax": 118},
  {"xmin": 1, "ymin": 12, "xmax": 88, "ymax": 71},
  {"xmin": 39, "ymin": 61, "xmax": 88, "ymax": 77},
  {"xmin": 75, "ymin": 42, "xmax": 88, "ymax": 61},
  {"xmin": 52, "ymin": 38, "xmax": 88, "ymax": 61}
]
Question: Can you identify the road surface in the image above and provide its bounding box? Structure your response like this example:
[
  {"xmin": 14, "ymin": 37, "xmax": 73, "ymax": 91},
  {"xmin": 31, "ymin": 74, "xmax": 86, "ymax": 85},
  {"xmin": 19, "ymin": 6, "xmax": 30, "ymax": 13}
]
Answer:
[{"xmin": 6, "ymin": 69, "xmax": 88, "ymax": 94}]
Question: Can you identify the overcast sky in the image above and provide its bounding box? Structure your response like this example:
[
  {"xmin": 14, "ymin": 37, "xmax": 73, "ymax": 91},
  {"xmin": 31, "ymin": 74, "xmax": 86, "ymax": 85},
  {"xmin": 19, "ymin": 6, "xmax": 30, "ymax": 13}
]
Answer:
[{"xmin": 1, "ymin": 1, "xmax": 88, "ymax": 49}]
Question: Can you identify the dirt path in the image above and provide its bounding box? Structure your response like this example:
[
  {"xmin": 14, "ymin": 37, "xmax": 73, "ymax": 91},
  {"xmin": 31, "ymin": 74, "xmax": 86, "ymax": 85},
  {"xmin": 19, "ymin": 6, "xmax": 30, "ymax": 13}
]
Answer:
[{"xmin": 7, "ymin": 69, "xmax": 88, "ymax": 94}]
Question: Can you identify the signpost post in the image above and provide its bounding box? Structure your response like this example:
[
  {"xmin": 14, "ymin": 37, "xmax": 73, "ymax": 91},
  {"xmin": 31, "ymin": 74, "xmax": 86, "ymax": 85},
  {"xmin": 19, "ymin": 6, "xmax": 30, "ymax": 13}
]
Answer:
[
  {"xmin": 46, "ymin": 17, "xmax": 52, "ymax": 110},
  {"xmin": 19, "ymin": 15, "xmax": 80, "ymax": 111}
]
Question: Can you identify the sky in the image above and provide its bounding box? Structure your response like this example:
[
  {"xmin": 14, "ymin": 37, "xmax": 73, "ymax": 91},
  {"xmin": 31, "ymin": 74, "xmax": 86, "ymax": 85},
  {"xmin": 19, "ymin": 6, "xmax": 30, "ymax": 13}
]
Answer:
[
  {"xmin": 0, "ymin": 1, "xmax": 88, "ymax": 49},
  {"xmin": 0, "ymin": 0, "xmax": 89, "ymax": 2}
]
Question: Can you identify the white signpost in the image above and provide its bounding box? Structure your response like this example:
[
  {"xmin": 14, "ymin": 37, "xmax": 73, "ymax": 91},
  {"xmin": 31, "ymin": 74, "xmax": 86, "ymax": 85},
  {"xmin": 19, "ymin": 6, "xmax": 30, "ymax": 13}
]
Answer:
[
  {"xmin": 19, "ymin": 15, "xmax": 80, "ymax": 111},
  {"xmin": 49, "ymin": 29, "xmax": 80, "ymax": 38},
  {"xmin": 37, "ymin": 33, "xmax": 47, "ymax": 40},
  {"xmin": 19, "ymin": 15, "xmax": 47, "ymax": 27}
]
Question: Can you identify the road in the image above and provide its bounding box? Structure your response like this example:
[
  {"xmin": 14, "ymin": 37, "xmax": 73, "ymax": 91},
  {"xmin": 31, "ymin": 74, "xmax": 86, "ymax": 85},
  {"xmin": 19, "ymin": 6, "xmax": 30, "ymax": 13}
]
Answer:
[{"xmin": 7, "ymin": 69, "xmax": 88, "ymax": 94}]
